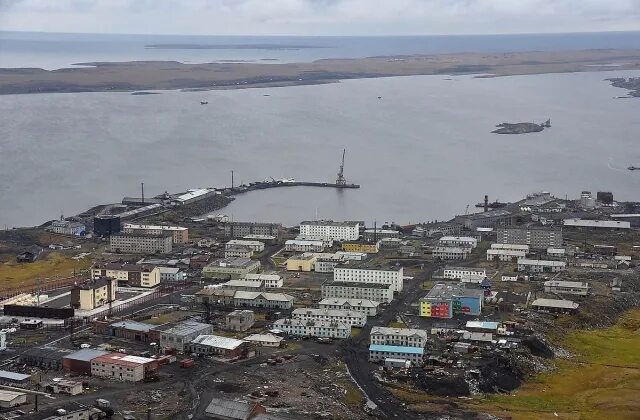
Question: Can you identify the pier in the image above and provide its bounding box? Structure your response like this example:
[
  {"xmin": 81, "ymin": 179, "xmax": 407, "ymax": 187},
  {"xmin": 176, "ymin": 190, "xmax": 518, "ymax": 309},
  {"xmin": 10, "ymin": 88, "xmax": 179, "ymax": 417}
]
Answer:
[{"xmin": 223, "ymin": 179, "xmax": 360, "ymax": 195}]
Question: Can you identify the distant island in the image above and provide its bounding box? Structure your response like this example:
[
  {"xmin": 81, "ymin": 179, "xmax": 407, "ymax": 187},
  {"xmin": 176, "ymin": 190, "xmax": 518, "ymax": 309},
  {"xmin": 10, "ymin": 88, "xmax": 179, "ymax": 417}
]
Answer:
[
  {"xmin": 492, "ymin": 120, "xmax": 550, "ymax": 134},
  {"xmin": 145, "ymin": 43, "xmax": 328, "ymax": 50},
  {"xmin": 607, "ymin": 77, "xmax": 640, "ymax": 97},
  {"xmin": 1, "ymin": 49, "xmax": 640, "ymax": 95}
]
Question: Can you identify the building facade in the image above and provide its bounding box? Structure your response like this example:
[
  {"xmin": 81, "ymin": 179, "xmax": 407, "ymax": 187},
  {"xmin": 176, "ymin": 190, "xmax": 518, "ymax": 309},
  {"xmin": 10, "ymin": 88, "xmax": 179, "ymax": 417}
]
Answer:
[
  {"xmin": 49, "ymin": 219, "xmax": 86, "ymax": 236},
  {"xmin": 285, "ymin": 254, "xmax": 317, "ymax": 271},
  {"xmin": 341, "ymin": 242, "xmax": 380, "ymax": 253},
  {"xmin": 321, "ymin": 281, "xmax": 394, "ymax": 303},
  {"xmin": 225, "ymin": 310, "xmax": 255, "ymax": 331},
  {"xmin": 543, "ymin": 280, "xmax": 590, "ymax": 296},
  {"xmin": 91, "ymin": 353, "xmax": 158, "ymax": 382},
  {"xmin": 225, "ymin": 240, "xmax": 265, "ymax": 252},
  {"xmin": 273, "ymin": 319, "xmax": 351, "ymax": 338},
  {"xmin": 497, "ymin": 226, "xmax": 563, "ymax": 249},
  {"xmin": 317, "ymin": 298, "xmax": 380, "ymax": 317},
  {"xmin": 122, "ymin": 223, "xmax": 189, "ymax": 244},
  {"xmin": 155, "ymin": 321, "xmax": 214, "ymax": 351},
  {"xmin": 432, "ymin": 246, "xmax": 471, "ymax": 260},
  {"xmin": 368, "ymin": 327, "xmax": 428, "ymax": 364},
  {"xmin": 110, "ymin": 232, "xmax": 173, "ymax": 254},
  {"xmin": 363, "ymin": 229, "xmax": 399, "ymax": 241},
  {"xmin": 233, "ymin": 291, "xmax": 294, "ymax": 309},
  {"xmin": 438, "ymin": 236, "xmax": 478, "ymax": 248},
  {"xmin": 486, "ymin": 249, "xmax": 526, "ymax": 262},
  {"xmin": 70, "ymin": 278, "xmax": 117, "ymax": 311},
  {"xmin": 419, "ymin": 283, "xmax": 484, "ymax": 319},
  {"xmin": 224, "ymin": 246, "xmax": 254, "ymax": 259},
  {"xmin": 517, "ymin": 259, "xmax": 567, "ymax": 273},
  {"xmin": 202, "ymin": 258, "xmax": 261, "ymax": 279},
  {"xmin": 242, "ymin": 273, "xmax": 283, "ymax": 288},
  {"xmin": 91, "ymin": 262, "xmax": 160, "ymax": 288},
  {"xmin": 443, "ymin": 267, "xmax": 486, "ymax": 282},
  {"xmin": 285, "ymin": 240, "xmax": 325, "ymax": 253},
  {"xmin": 184, "ymin": 335, "xmax": 249, "ymax": 359},
  {"xmin": 224, "ymin": 222, "xmax": 282, "ymax": 238},
  {"xmin": 334, "ymin": 265, "xmax": 404, "ymax": 292},
  {"xmin": 299, "ymin": 221, "xmax": 360, "ymax": 241},
  {"xmin": 292, "ymin": 308, "xmax": 366, "ymax": 327}
]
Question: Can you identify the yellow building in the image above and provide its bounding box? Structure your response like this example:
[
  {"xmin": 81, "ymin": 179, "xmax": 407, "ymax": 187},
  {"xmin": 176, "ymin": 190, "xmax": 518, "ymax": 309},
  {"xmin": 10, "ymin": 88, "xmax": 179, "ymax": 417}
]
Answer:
[
  {"xmin": 419, "ymin": 300, "xmax": 432, "ymax": 317},
  {"xmin": 286, "ymin": 254, "xmax": 318, "ymax": 272},
  {"xmin": 71, "ymin": 277, "xmax": 117, "ymax": 311},
  {"xmin": 341, "ymin": 242, "xmax": 380, "ymax": 254}
]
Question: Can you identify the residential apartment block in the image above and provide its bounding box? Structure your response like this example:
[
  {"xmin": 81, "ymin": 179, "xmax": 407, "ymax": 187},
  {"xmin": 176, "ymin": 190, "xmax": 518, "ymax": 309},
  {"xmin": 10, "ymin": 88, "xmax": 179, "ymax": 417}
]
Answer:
[
  {"xmin": 122, "ymin": 223, "xmax": 189, "ymax": 244},
  {"xmin": 497, "ymin": 226, "xmax": 563, "ymax": 249},
  {"xmin": 432, "ymin": 246, "xmax": 471, "ymax": 260},
  {"xmin": 233, "ymin": 291, "xmax": 295, "ymax": 310},
  {"xmin": 285, "ymin": 239, "xmax": 325, "ymax": 253},
  {"xmin": 110, "ymin": 232, "xmax": 173, "ymax": 254},
  {"xmin": 273, "ymin": 319, "xmax": 351, "ymax": 339},
  {"xmin": 299, "ymin": 220, "xmax": 360, "ymax": 241},
  {"xmin": 517, "ymin": 259, "xmax": 567, "ymax": 273},
  {"xmin": 321, "ymin": 281, "xmax": 394, "ymax": 303},
  {"xmin": 438, "ymin": 236, "xmax": 478, "ymax": 248},
  {"xmin": 225, "ymin": 240, "xmax": 265, "ymax": 252},
  {"xmin": 334, "ymin": 265, "xmax": 404, "ymax": 292},
  {"xmin": 443, "ymin": 267, "xmax": 486, "ymax": 283},
  {"xmin": 368, "ymin": 327, "xmax": 428, "ymax": 364},
  {"xmin": 91, "ymin": 262, "xmax": 160, "ymax": 288},
  {"xmin": 292, "ymin": 308, "xmax": 366, "ymax": 327},
  {"xmin": 70, "ymin": 277, "xmax": 117, "ymax": 311},
  {"xmin": 223, "ymin": 222, "xmax": 282, "ymax": 238},
  {"xmin": 318, "ymin": 298, "xmax": 380, "ymax": 317}
]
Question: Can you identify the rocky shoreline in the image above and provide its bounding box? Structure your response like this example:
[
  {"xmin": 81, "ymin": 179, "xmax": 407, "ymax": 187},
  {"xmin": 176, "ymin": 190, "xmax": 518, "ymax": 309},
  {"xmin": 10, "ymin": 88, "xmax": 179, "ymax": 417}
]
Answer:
[
  {"xmin": 492, "ymin": 122, "xmax": 547, "ymax": 134},
  {"xmin": 607, "ymin": 77, "xmax": 640, "ymax": 97}
]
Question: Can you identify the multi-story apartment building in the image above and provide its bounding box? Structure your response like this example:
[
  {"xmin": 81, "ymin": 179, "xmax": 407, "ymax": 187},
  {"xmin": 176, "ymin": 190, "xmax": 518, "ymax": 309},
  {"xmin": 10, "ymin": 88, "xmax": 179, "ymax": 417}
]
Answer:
[
  {"xmin": 292, "ymin": 308, "xmax": 366, "ymax": 327},
  {"xmin": 363, "ymin": 229, "xmax": 399, "ymax": 241},
  {"xmin": 299, "ymin": 220, "xmax": 360, "ymax": 241},
  {"xmin": 122, "ymin": 223, "xmax": 189, "ymax": 244},
  {"xmin": 224, "ymin": 245, "xmax": 254, "ymax": 259},
  {"xmin": 321, "ymin": 281, "xmax": 394, "ymax": 303},
  {"xmin": 70, "ymin": 277, "xmax": 117, "ymax": 311},
  {"xmin": 314, "ymin": 254, "xmax": 344, "ymax": 273},
  {"xmin": 223, "ymin": 222, "xmax": 282, "ymax": 238},
  {"xmin": 497, "ymin": 226, "xmax": 563, "ymax": 249},
  {"xmin": 517, "ymin": 259, "xmax": 567, "ymax": 273},
  {"xmin": 334, "ymin": 265, "xmax": 404, "ymax": 292},
  {"xmin": 432, "ymin": 246, "xmax": 471, "ymax": 260},
  {"xmin": 91, "ymin": 262, "xmax": 160, "ymax": 288},
  {"xmin": 443, "ymin": 267, "xmax": 486, "ymax": 283},
  {"xmin": 225, "ymin": 240, "xmax": 265, "ymax": 252},
  {"xmin": 317, "ymin": 298, "xmax": 380, "ymax": 317},
  {"xmin": 233, "ymin": 291, "xmax": 295, "ymax": 310},
  {"xmin": 438, "ymin": 236, "xmax": 478, "ymax": 249},
  {"xmin": 110, "ymin": 232, "xmax": 173, "ymax": 254},
  {"xmin": 285, "ymin": 240, "xmax": 325, "ymax": 253},
  {"xmin": 273, "ymin": 319, "xmax": 351, "ymax": 338},
  {"xmin": 158, "ymin": 267, "xmax": 187, "ymax": 282},
  {"xmin": 368, "ymin": 327, "xmax": 429, "ymax": 364},
  {"xmin": 486, "ymin": 249, "xmax": 526, "ymax": 262},
  {"xmin": 490, "ymin": 243, "xmax": 530, "ymax": 253}
]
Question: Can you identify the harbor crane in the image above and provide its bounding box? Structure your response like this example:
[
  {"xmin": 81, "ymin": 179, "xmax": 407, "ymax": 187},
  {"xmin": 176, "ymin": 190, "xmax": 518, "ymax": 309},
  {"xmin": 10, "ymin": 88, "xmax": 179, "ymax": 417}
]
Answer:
[{"xmin": 336, "ymin": 149, "xmax": 347, "ymax": 186}]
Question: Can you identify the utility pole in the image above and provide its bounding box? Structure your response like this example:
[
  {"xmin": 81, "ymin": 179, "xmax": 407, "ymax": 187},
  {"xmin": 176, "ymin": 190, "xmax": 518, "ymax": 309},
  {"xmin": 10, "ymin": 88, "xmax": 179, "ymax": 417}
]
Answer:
[
  {"xmin": 231, "ymin": 170, "xmax": 234, "ymax": 189},
  {"xmin": 141, "ymin": 182, "xmax": 145, "ymax": 204}
]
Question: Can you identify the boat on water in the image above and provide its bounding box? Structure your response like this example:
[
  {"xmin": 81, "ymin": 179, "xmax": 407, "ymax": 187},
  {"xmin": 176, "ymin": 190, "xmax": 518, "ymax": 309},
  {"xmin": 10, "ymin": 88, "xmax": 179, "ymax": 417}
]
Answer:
[
  {"xmin": 628, "ymin": 166, "xmax": 640, "ymax": 171},
  {"xmin": 200, "ymin": 100, "xmax": 208, "ymax": 105}
]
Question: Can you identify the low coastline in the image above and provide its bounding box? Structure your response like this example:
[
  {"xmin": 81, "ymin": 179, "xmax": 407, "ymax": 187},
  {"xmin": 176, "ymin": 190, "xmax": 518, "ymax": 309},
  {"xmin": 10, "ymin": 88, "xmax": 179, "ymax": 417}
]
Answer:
[{"xmin": 1, "ymin": 49, "xmax": 640, "ymax": 95}]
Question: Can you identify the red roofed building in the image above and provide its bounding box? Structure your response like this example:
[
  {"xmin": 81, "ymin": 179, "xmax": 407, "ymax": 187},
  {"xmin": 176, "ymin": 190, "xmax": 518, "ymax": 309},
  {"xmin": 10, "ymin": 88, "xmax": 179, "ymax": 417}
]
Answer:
[{"xmin": 90, "ymin": 353, "xmax": 159, "ymax": 382}]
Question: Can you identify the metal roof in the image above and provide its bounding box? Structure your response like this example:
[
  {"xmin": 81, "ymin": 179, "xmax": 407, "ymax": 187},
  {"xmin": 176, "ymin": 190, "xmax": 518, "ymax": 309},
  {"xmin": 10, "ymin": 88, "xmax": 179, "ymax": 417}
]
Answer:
[
  {"xmin": 204, "ymin": 397, "xmax": 253, "ymax": 419},
  {"xmin": 532, "ymin": 298, "xmax": 579, "ymax": 309},
  {"xmin": 64, "ymin": 349, "xmax": 110, "ymax": 362},
  {"xmin": 370, "ymin": 327, "xmax": 428, "ymax": 339},
  {"xmin": 110, "ymin": 320, "xmax": 156, "ymax": 332},
  {"xmin": 0, "ymin": 370, "xmax": 31, "ymax": 381},
  {"xmin": 318, "ymin": 298, "xmax": 380, "ymax": 308},
  {"xmin": 0, "ymin": 390, "xmax": 27, "ymax": 402},
  {"xmin": 158, "ymin": 320, "xmax": 212, "ymax": 337},
  {"xmin": 243, "ymin": 333, "xmax": 283, "ymax": 343},
  {"xmin": 563, "ymin": 218, "xmax": 630, "ymax": 229},
  {"xmin": 465, "ymin": 321, "xmax": 499, "ymax": 330},
  {"xmin": 518, "ymin": 259, "xmax": 566, "ymax": 267},
  {"xmin": 292, "ymin": 308, "xmax": 365, "ymax": 318},
  {"xmin": 190, "ymin": 334, "xmax": 245, "ymax": 350},
  {"xmin": 369, "ymin": 344, "xmax": 424, "ymax": 355}
]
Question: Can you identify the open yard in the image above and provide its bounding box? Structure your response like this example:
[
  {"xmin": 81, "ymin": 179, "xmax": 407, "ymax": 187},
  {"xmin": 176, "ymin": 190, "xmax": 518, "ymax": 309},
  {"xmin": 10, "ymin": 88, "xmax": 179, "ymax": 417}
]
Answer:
[
  {"xmin": 0, "ymin": 252, "xmax": 91, "ymax": 291},
  {"xmin": 473, "ymin": 309, "xmax": 640, "ymax": 419}
]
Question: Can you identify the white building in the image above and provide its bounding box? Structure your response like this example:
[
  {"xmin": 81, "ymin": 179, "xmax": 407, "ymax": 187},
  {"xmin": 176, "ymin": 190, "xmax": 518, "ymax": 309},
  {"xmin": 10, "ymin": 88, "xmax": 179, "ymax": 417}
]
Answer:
[
  {"xmin": 233, "ymin": 291, "xmax": 294, "ymax": 309},
  {"xmin": 443, "ymin": 267, "xmax": 486, "ymax": 283},
  {"xmin": 158, "ymin": 267, "xmax": 187, "ymax": 282},
  {"xmin": 369, "ymin": 344, "xmax": 424, "ymax": 364},
  {"xmin": 224, "ymin": 246, "xmax": 254, "ymax": 259},
  {"xmin": 517, "ymin": 258, "xmax": 567, "ymax": 273},
  {"xmin": 314, "ymin": 254, "xmax": 345, "ymax": 273},
  {"xmin": 243, "ymin": 333, "xmax": 283, "ymax": 347},
  {"xmin": 370, "ymin": 326, "xmax": 428, "ymax": 347},
  {"xmin": 285, "ymin": 239, "xmax": 325, "ymax": 253},
  {"xmin": 299, "ymin": 220, "xmax": 360, "ymax": 241},
  {"xmin": 318, "ymin": 298, "xmax": 380, "ymax": 317},
  {"xmin": 322, "ymin": 281, "xmax": 394, "ymax": 303},
  {"xmin": 273, "ymin": 318, "xmax": 351, "ymax": 338},
  {"xmin": 486, "ymin": 248, "xmax": 526, "ymax": 261},
  {"xmin": 123, "ymin": 223, "xmax": 189, "ymax": 244},
  {"xmin": 563, "ymin": 218, "xmax": 631, "ymax": 229},
  {"xmin": 242, "ymin": 273, "xmax": 283, "ymax": 288},
  {"xmin": 433, "ymin": 246, "xmax": 471, "ymax": 260},
  {"xmin": 295, "ymin": 235, "xmax": 334, "ymax": 248},
  {"xmin": 110, "ymin": 232, "xmax": 173, "ymax": 254},
  {"xmin": 335, "ymin": 251, "xmax": 367, "ymax": 261},
  {"xmin": 546, "ymin": 247, "xmax": 566, "ymax": 258},
  {"xmin": 292, "ymin": 308, "xmax": 366, "ymax": 327},
  {"xmin": 225, "ymin": 240, "xmax": 265, "ymax": 252},
  {"xmin": 334, "ymin": 265, "xmax": 404, "ymax": 292},
  {"xmin": 438, "ymin": 236, "xmax": 478, "ymax": 249},
  {"xmin": 491, "ymin": 243, "xmax": 530, "ymax": 253},
  {"xmin": 544, "ymin": 280, "xmax": 590, "ymax": 296},
  {"xmin": 49, "ymin": 219, "xmax": 86, "ymax": 236}
]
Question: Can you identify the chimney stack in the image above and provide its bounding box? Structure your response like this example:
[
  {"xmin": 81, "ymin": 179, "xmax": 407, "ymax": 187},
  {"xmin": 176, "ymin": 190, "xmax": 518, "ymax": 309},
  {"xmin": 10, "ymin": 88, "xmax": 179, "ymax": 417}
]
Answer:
[{"xmin": 484, "ymin": 195, "xmax": 489, "ymax": 213}]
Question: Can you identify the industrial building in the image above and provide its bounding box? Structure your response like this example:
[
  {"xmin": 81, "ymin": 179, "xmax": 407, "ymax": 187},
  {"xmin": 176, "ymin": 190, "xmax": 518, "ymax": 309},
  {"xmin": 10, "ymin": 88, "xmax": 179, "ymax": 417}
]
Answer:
[
  {"xmin": 94, "ymin": 320, "xmax": 159, "ymax": 343},
  {"xmin": 93, "ymin": 215, "xmax": 121, "ymax": 236},
  {"xmin": 91, "ymin": 262, "xmax": 160, "ymax": 288},
  {"xmin": 45, "ymin": 379, "xmax": 84, "ymax": 396},
  {"xmin": 0, "ymin": 390, "xmax": 27, "ymax": 408},
  {"xmin": 225, "ymin": 239, "xmax": 265, "ymax": 252},
  {"xmin": 285, "ymin": 239, "xmax": 325, "ymax": 253},
  {"xmin": 486, "ymin": 248, "xmax": 526, "ymax": 261},
  {"xmin": 497, "ymin": 226, "xmax": 563, "ymax": 249},
  {"xmin": 170, "ymin": 188, "xmax": 217, "ymax": 206},
  {"xmin": 91, "ymin": 353, "xmax": 159, "ymax": 382},
  {"xmin": 563, "ymin": 218, "xmax": 631, "ymax": 230},
  {"xmin": 321, "ymin": 281, "xmax": 394, "ymax": 303},
  {"xmin": 273, "ymin": 318, "xmax": 351, "ymax": 338},
  {"xmin": 220, "ymin": 279, "xmax": 266, "ymax": 292},
  {"xmin": 531, "ymin": 298, "xmax": 579, "ymax": 314},
  {"xmin": 63, "ymin": 349, "xmax": 111, "ymax": 376},
  {"xmin": 185, "ymin": 335, "xmax": 249, "ymax": 359},
  {"xmin": 299, "ymin": 220, "xmax": 360, "ymax": 241},
  {"xmin": 438, "ymin": 236, "xmax": 478, "ymax": 248},
  {"xmin": 110, "ymin": 232, "xmax": 173, "ymax": 254},
  {"xmin": 242, "ymin": 273, "xmax": 283, "ymax": 288},
  {"xmin": 122, "ymin": 223, "xmax": 189, "ymax": 244},
  {"xmin": 317, "ymin": 298, "xmax": 380, "ymax": 317},
  {"xmin": 292, "ymin": 308, "xmax": 366, "ymax": 327},
  {"xmin": 455, "ymin": 209, "xmax": 513, "ymax": 229},
  {"xmin": 419, "ymin": 283, "xmax": 484, "ymax": 318},
  {"xmin": 0, "ymin": 370, "xmax": 31, "ymax": 385},
  {"xmin": 233, "ymin": 291, "xmax": 295, "ymax": 310},
  {"xmin": 544, "ymin": 280, "xmax": 590, "ymax": 296},
  {"xmin": 223, "ymin": 221, "xmax": 282, "ymax": 238},
  {"xmin": 70, "ymin": 277, "xmax": 117, "ymax": 311},
  {"xmin": 48, "ymin": 219, "xmax": 86, "ymax": 236},
  {"xmin": 204, "ymin": 397, "xmax": 268, "ymax": 419},
  {"xmin": 155, "ymin": 320, "xmax": 214, "ymax": 351},
  {"xmin": 432, "ymin": 246, "xmax": 471, "ymax": 260},
  {"xmin": 517, "ymin": 259, "xmax": 567, "ymax": 273},
  {"xmin": 202, "ymin": 258, "xmax": 261, "ymax": 279},
  {"xmin": 443, "ymin": 267, "xmax": 486, "ymax": 282},
  {"xmin": 225, "ymin": 310, "xmax": 255, "ymax": 331},
  {"xmin": 334, "ymin": 264, "xmax": 404, "ymax": 292}
]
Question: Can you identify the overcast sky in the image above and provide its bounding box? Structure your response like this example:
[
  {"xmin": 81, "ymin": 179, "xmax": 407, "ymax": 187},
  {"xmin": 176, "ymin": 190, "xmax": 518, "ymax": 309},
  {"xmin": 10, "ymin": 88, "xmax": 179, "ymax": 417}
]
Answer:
[{"xmin": 1, "ymin": 0, "xmax": 639, "ymax": 36}]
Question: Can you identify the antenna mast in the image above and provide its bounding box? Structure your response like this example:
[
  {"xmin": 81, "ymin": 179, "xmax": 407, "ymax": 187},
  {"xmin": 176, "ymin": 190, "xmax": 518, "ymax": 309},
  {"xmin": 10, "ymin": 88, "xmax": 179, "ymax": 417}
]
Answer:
[{"xmin": 336, "ymin": 149, "xmax": 347, "ymax": 186}]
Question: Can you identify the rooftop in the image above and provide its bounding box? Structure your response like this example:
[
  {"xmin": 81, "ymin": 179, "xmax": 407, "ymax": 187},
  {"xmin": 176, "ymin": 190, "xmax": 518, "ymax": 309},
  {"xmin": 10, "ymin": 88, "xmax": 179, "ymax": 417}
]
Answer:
[
  {"xmin": 111, "ymin": 231, "xmax": 173, "ymax": 238},
  {"xmin": 243, "ymin": 333, "xmax": 283, "ymax": 343},
  {"xmin": 0, "ymin": 390, "xmax": 26, "ymax": 402},
  {"xmin": 233, "ymin": 291, "xmax": 294, "ymax": 302},
  {"xmin": 318, "ymin": 298, "xmax": 380, "ymax": 308},
  {"xmin": 92, "ymin": 353, "xmax": 156, "ymax": 367},
  {"xmin": 532, "ymin": 298, "xmax": 579, "ymax": 309},
  {"xmin": 204, "ymin": 397, "xmax": 257, "ymax": 419},
  {"xmin": 465, "ymin": 321, "xmax": 499, "ymax": 330},
  {"xmin": 563, "ymin": 218, "xmax": 631, "ymax": 229},
  {"xmin": 293, "ymin": 308, "xmax": 364, "ymax": 318},
  {"xmin": 444, "ymin": 267, "xmax": 486, "ymax": 272},
  {"xmin": 463, "ymin": 209, "xmax": 512, "ymax": 219},
  {"xmin": 226, "ymin": 239, "xmax": 264, "ymax": 246},
  {"xmin": 243, "ymin": 273, "xmax": 282, "ymax": 281},
  {"xmin": 190, "ymin": 334, "xmax": 246, "ymax": 350},
  {"xmin": 300, "ymin": 220, "xmax": 359, "ymax": 227},
  {"xmin": 334, "ymin": 261, "xmax": 402, "ymax": 272},
  {"xmin": 370, "ymin": 327, "xmax": 428, "ymax": 339},
  {"xmin": 0, "ymin": 370, "xmax": 31, "ymax": 382},
  {"xmin": 110, "ymin": 320, "xmax": 156, "ymax": 332},
  {"xmin": 325, "ymin": 281, "xmax": 393, "ymax": 290},
  {"xmin": 123, "ymin": 223, "xmax": 187, "ymax": 231},
  {"xmin": 93, "ymin": 262, "xmax": 154, "ymax": 272},
  {"xmin": 155, "ymin": 320, "xmax": 212, "ymax": 336},
  {"xmin": 518, "ymin": 259, "xmax": 567, "ymax": 267},
  {"xmin": 207, "ymin": 257, "xmax": 259, "ymax": 269},
  {"xmin": 440, "ymin": 236, "xmax": 477, "ymax": 242},
  {"xmin": 274, "ymin": 318, "xmax": 349, "ymax": 329},
  {"xmin": 544, "ymin": 280, "xmax": 589, "ymax": 288},
  {"xmin": 63, "ymin": 348, "xmax": 111, "ymax": 362},
  {"xmin": 423, "ymin": 283, "xmax": 485, "ymax": 300},
  {"xmin": 369, "ymin": 344, "xmax": 424, "ymax": 355}
]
